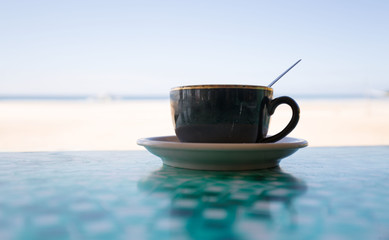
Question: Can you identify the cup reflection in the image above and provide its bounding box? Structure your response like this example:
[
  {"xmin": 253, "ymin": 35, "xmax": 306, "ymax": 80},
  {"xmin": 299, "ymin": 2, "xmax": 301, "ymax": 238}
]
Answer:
[{"xmin": 137, "ymin": 166, "xmax": 307, "ymax": 240}]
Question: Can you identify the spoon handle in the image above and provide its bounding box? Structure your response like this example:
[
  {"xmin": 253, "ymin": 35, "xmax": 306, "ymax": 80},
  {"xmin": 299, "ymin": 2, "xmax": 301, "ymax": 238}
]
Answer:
[{"xmin": 268, "ymin": 59, "xmax": 302, "ymax": 88}]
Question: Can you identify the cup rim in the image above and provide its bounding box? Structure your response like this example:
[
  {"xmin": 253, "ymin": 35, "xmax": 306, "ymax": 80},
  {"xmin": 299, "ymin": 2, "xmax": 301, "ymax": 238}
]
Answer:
[{"xmin": 171, "ymin": 84, "xmax": 273, "ymax": 91}]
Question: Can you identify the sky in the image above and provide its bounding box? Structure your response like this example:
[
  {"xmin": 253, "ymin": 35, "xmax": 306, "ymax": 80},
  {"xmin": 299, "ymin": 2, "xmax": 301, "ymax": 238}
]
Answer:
[{"xmin": 1, "ymin": 0, "xmax": 388, "ymax": 97}]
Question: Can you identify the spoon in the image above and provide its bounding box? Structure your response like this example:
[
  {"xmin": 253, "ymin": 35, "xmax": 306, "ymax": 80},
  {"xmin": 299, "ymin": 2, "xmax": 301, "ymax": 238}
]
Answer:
[{"xmin": 268, "ymin": 59, "xmax": 302, "ymax": 87}]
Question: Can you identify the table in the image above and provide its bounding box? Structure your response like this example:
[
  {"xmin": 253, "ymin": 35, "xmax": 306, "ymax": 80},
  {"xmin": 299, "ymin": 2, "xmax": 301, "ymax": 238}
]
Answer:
[{"xmin": 0, "ymin": 146, "xmax": 388, "ymax": 240}]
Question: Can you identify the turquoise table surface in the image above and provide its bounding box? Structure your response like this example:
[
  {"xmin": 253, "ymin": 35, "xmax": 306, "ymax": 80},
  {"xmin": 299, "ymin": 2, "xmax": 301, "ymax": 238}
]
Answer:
[{"xmin": 0, "ymin": 146, "xmax": 388, "ymax": 240}]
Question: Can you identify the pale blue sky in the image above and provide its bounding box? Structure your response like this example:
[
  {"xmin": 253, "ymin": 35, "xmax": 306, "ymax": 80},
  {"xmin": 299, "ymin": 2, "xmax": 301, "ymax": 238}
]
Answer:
[{"xmin": 1, "ymin": 0, "xmax": 388, "ymax": 96}]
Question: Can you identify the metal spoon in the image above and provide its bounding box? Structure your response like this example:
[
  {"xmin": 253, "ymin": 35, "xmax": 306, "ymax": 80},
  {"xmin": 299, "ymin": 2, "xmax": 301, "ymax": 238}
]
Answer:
[{"xmin": 268, "ymin": 59, "xmax": 302, "ymax": 87}]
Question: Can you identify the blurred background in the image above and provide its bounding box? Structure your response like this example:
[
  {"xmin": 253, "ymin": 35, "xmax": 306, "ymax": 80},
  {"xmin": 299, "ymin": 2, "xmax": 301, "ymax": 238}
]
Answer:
[{"xmin": 1, "ymin": 0, "xmax": 388, "ymax": 151}]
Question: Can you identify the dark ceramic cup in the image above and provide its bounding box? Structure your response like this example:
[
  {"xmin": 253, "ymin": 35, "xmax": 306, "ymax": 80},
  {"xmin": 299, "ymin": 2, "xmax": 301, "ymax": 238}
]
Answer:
[{"xmin": 170, "ymin": 85, "xmax": 299, "ymax": 143}]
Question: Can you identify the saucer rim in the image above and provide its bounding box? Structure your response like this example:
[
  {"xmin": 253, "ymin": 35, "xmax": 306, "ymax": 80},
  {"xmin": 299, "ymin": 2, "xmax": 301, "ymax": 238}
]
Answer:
[{"xmin": 137, "ymin": 135, "xmax": 308, "ymax": 151}]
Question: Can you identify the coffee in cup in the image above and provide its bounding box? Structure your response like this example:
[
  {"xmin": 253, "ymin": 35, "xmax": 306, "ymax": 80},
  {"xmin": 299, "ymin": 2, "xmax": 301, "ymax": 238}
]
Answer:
[{"xmin": 170, "ymin": 84, "xmax": 299, "ymax": 143}]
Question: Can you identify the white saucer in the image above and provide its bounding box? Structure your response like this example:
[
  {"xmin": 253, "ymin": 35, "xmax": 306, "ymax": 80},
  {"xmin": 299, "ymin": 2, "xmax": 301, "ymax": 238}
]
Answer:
[{"xmin": 137, "ymin": 136, "xmax": 308, "ymax": 171}]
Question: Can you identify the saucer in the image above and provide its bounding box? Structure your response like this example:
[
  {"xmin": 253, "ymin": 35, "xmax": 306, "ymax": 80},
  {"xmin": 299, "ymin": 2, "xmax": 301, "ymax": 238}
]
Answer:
[{"xmin": 137, "ymin": 136, "xmax": 308, "ymax": 171}]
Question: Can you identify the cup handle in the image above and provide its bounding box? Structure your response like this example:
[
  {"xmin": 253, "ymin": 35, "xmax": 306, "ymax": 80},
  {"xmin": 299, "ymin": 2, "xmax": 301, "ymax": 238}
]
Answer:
[{"xmin": 260, "ymin": 96, "xmax": 300, "ymax": 143}]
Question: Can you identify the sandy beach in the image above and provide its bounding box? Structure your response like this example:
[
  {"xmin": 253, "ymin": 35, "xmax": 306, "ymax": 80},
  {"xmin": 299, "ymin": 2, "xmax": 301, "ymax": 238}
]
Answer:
[{"xmin": 0, "ymin": 98, "xmax": 388, "ymax": 152}]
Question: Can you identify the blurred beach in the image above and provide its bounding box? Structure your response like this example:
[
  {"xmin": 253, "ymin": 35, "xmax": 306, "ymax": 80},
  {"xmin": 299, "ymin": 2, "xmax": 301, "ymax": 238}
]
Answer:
[{"xmin": 0, "ymin": 97, "xmax": 388, "ymax": 152}]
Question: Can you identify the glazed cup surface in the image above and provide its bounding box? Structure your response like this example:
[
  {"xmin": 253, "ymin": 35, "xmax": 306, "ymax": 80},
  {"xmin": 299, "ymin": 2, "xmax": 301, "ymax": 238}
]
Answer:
[{"xmin": 170, "ymin": 85, "xmax": 276, "ymax": 143}]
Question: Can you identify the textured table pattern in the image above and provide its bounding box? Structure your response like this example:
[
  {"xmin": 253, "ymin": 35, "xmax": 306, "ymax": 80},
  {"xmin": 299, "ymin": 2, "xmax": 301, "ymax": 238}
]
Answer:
[{"xmin": 0, "ymin": 147, "xmax": 388, "ymax": 240}]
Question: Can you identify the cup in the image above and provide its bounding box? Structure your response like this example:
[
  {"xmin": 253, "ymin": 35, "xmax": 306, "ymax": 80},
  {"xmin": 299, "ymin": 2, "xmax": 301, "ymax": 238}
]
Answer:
[{"xmin": 170, "ymin": 84, "xmax": 299, "ymax": 143}]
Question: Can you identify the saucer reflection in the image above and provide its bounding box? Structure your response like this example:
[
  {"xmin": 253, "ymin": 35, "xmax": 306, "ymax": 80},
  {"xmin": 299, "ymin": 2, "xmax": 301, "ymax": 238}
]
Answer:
[{"xmin": 137, "ymin": 166, "xmax": 307, "ymax": 240}]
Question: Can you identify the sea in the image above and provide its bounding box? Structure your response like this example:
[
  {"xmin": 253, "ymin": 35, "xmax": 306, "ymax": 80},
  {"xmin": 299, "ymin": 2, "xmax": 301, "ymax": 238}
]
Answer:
[{"xmin": 0, "ymin": 93, "xmax": 387, "ymax": 102}]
